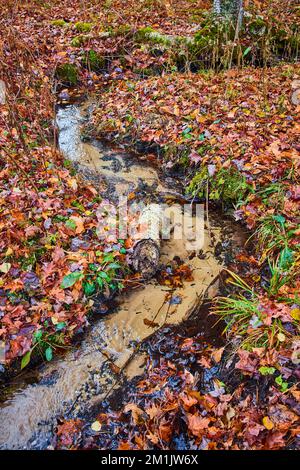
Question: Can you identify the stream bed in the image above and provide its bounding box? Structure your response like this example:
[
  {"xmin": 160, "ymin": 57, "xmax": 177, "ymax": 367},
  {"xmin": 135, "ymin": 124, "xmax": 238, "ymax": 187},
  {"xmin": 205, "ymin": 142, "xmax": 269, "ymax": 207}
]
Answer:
[{"xmin": 0, "ymin": 102, "xmax": 247, "ymax": 449}]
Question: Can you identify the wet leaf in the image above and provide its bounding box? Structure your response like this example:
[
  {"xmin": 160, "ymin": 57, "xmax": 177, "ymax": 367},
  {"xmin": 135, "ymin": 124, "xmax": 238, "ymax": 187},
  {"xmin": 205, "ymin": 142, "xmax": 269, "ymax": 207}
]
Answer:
[
  {"xmin": 186, "ymin": 414, "xmax": 210, "ymax": 437},
  {"xmin": 45, "ymin": 346, "xmax": 53, "ymax": 362},
  {"xmin": 143, "ymin": 318, "xmax": 159, "ymax": 328},
  {"xmin": 124, "ymin": 404, "xmax": 144, "ymax": 425},
  {"xmin": 291, "ymin": 308, "xmax": 300, "ymax": 321},
  {"xmin": 61, "ymin": 272, "xmax": 83, "ymax": 289},
  {"xmin": 21, "ymin": 350, "xmax": 31, "ymax": 369},
  {"xmin": 211, "ymin": 347, "xmax": 225, "ymax": 364}
]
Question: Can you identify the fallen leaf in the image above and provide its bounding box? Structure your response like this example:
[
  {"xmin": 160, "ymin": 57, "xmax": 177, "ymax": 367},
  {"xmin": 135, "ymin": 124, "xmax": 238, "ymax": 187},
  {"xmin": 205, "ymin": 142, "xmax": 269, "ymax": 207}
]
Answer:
[
  {"xmin": 211, "ymin": 347, "xmax": 225, "ymax": 364},
  {"xmin": 186, "ymin": 413, "xmax": 210, "ymax": 437},
  {"xmin": 91, "ymin": 421, "xmax": 102, "ymax": 432},
  {"xmin": 262, "ymin": 416, "xmax": 274, "ymax": 430}
]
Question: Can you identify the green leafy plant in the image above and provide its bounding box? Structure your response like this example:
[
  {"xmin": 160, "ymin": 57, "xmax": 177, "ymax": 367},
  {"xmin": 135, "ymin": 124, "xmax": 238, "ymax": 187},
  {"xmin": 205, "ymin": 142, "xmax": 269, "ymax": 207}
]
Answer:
[
  {"xmin": 60, "ymin": 252, "xmax": 124, "ymax": 297},
  {"xmin": 275, "ymin": 375, "xmax": 289, "ymax": 392},
  {"xmin": 259, "ymin": 366, "xmax": 276, "ymax": 376},
  {"xmin": 71, "ymin": 35, "xmax": 88, "ymax": 47},
  {"xmin": 21, "ymin": 329, "xmax": 67, "ymax": 369},
  {"xmin": 82, "ymin": 50, "xmax": 105, "ymax": 71},
  {"xmin": 51, "ymin": 19, "xmax": 68, "ymax": 27}
]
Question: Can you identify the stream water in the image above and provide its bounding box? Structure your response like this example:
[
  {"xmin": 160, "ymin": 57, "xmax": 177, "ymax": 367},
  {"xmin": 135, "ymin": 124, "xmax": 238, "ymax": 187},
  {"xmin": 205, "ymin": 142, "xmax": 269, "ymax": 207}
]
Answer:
[{"xmin": 0, "ymin": 102, "xmax": 246, "ymax": 449}]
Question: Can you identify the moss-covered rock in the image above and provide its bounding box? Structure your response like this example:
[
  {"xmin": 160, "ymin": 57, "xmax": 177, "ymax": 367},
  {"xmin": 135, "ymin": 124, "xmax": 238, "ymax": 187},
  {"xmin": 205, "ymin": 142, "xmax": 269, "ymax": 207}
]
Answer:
[
  {"xmin": 74, "ymin": 22, "xmax": 93, "ymax": 33},
  {"xmin": 135, "ymin": 27, "xmax": 172, "ymax": 46},
  {"xmin": 56, "ymin": 63, "xmax": 78, "ymax": 86}
]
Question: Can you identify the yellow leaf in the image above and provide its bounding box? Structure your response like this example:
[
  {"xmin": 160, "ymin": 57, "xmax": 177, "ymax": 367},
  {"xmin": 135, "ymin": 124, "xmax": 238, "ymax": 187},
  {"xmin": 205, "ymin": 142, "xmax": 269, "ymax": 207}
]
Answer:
[
  {"xmin": 67, "ymin": 178, "xmax": 78, "ymax": 191},
  {"xmin": 91, "ymin": 421, "xmax": 101, "ymax": 432},
  {"xmin": 277, "ymin": 332, "xmax": 286, "ymax": 342},
  {"xmin": 262, "ymin": 416, "xmax": 274, "ymax": 430},
  {"xmin": 291, "ymin": 308, "xmax": 300, "ymax": 321},
  {"xmin": 5, "ymin": 247, "xmax": 13, "ymax": 257},
  {"xmin": 0, "ymin": 262, "xmax": 11, "ymax": 274}
]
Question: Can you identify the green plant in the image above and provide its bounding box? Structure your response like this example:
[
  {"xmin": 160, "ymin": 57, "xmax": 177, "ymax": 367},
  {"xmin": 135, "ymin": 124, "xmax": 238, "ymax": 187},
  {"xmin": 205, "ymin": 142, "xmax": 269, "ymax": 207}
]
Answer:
[
  {"xmin": 60, "ymin": 252, "xmax": 125, "ymax": 297},
  {"xmin": 188, "ymin": 167, "xmax": 252, "ymax": 205},
  {"xmin": 21, "ymin": 329, "xmax": 68, "ymax": 369},
  {"xmin": 135, "ymin": 27, "xmax": 172, "ymax": 46},
  {"xmin": 213, "ymin": 271, "xmax": 292, "ymax": 349},
  {"xmin": 259, "ymin": 366, "xmax": 276, "ymax": 376},
  {"xmin": 82, "ymin": 50, "xmax": 105, "ymax": 71},
  {"xmin": 267, "ymin": 247, "xmax": 295, "ymax": 296},
  {"xmin": 56, "ymin": 63, "xmax": 78, "ymax": 85},
  {"xmin": 252, "ymin": 214, "xmax": 288, "ymax": 259},
  {"xmin": 275, "ymin": 375, "xmax": 289, "ymax": 392}
]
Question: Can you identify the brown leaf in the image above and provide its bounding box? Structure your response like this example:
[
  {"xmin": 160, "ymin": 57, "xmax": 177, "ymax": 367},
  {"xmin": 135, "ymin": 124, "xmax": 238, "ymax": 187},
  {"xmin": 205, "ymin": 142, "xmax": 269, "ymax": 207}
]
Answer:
[
  {"xmin": 186, "ymin": 413, "xmax": 210, "ymax": 437},
  {"xmin": 124, "ymin": 403, "xmax": 144, "ymax": 424},
  {"xmin": 211, "ymin": 347, "xmax": 225, "ymax": 364}
]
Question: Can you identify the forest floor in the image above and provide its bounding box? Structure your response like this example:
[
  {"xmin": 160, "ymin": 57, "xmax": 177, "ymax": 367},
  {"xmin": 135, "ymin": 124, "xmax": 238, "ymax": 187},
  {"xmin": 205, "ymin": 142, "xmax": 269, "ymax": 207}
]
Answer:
[{"xmin": 0, "ymin": 0, "xmax": 300, "ymax": 450}]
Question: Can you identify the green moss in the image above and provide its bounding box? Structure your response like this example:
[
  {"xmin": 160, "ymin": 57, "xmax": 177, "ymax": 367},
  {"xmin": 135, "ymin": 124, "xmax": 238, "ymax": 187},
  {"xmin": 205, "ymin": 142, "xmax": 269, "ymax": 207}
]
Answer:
[
  {"xmin": 56, "ymin": 63, "xmax": 78, "ymax": 85},
  {"xmin": 135, "ymin": 26, "xmax": 156, "ymax": 41},
  {"xmin": 188, "ymin": 167, "xmax": 252, "ymax": 204},
  {"xmin": 82, "ymin": 50, "xmax": 105, "ymax": 71},
  {"xmin": 71, "ymin": 35, "xmax": 88, "ymax": 47},
  {"xmin": 74, "ymin": 21, "xmax": 93, "ymax": 33},
  {"xmin": 51, "ymin": 19, "xmax": 68, "ymax": 27},
  {"xmin": 135, "ymin": 27, "xmax": 172, "ymax": 46}
]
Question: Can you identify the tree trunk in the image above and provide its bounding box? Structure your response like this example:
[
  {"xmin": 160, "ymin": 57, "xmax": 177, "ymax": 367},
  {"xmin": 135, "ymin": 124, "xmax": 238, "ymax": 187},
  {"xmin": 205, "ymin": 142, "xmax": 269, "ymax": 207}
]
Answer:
[{"xmin": 213, "ymin": 0, "xmax": 244, "ymax": 25}]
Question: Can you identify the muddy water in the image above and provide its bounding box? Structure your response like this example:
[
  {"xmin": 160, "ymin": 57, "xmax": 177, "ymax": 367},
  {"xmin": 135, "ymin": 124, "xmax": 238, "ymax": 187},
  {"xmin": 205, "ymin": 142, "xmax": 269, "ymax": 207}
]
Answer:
[
  {"xmin": 0, "ymin": 104, "xmax": 246, "ymax": 449},
  {"xmin": 56, "ymin": 103, "xmax": 182, "ymax": 200}
]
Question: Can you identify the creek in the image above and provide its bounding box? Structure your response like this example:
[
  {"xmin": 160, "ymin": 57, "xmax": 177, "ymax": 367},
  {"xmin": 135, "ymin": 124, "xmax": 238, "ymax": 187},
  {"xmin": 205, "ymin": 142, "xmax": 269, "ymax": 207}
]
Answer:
[{"xmin": 0, "ymin": 101, "xmax": 246, "ymax": 449}]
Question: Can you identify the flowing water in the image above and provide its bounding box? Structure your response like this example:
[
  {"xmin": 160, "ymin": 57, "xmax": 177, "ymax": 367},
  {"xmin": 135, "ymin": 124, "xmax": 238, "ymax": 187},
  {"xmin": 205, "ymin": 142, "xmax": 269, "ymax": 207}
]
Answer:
[{"xmin": 0, "ymin": 102, "xmax": 246, "ymax": 449}]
